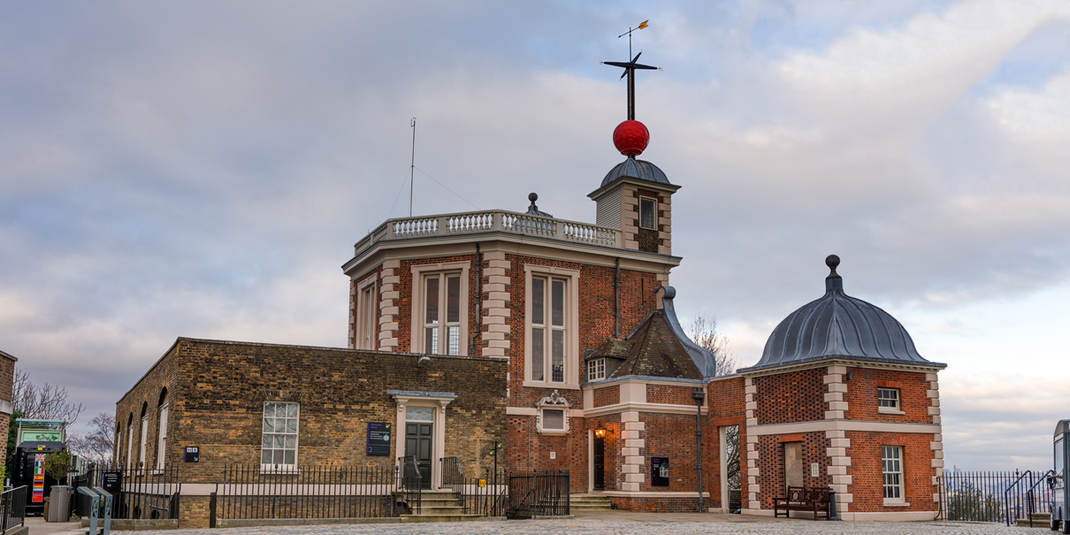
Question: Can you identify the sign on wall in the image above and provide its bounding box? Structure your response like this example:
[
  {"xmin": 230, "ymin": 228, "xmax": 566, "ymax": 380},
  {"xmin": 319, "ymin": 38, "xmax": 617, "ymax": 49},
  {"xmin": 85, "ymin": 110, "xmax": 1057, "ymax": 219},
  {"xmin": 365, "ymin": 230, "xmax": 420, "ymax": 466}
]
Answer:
[
  {"xmin": 184, "ymin": 446, "xmax": 200, "ymax": 462},
  {"xmin": 367, "ymin": 422, "xmax": 391, "ymax": 456},
  {"xmin": 651, "ymin": 457, "xmax": 669, "ymax": 487}
]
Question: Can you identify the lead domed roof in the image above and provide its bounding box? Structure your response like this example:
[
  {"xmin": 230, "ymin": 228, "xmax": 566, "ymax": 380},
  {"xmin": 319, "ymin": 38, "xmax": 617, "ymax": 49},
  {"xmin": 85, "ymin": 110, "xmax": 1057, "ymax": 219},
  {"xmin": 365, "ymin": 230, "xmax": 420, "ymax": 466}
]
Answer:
[
  {"xmin": 600, "ymin": 157, "xmax": 672, "ymax": 189},
  {"xmin": 741, "ymin": 255, "xmax": 943, "ymax": 372}
]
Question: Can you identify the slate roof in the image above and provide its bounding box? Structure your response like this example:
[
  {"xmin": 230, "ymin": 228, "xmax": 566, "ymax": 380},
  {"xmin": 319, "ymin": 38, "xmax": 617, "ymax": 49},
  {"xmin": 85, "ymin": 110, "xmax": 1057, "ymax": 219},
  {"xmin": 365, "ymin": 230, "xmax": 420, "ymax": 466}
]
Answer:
[
  {"xmin": 740, "ymin": 255, "xmax": 945, "ymax": 373},
  {"xmin": 600, "ymin": 286, "xmax": 718, "ymax": 380}
]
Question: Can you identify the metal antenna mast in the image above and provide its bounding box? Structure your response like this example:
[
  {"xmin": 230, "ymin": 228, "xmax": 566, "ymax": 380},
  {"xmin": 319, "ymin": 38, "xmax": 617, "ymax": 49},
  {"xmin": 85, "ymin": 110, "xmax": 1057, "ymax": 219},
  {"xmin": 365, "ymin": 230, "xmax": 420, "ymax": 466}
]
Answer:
[
  {"xmin": 618, "ymin": 20, "xmax": 648, "ymax": 59},
  {"xmin": 409, "ymin": 117, "xmax": 416, "ymax": 217},
  {"xmin": 604, "ymin": 20, "xmax": 658, "ymax": 121}
]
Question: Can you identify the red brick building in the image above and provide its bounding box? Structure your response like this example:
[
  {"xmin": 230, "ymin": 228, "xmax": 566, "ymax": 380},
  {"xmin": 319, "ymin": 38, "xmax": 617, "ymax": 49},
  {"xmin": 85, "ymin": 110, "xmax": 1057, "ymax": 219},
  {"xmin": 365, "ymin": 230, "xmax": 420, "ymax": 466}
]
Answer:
[
  {"xmin": 115, "ymin": 65, "xmax": 945, "ymax": 521},
  {"xmin": 734, "ymin": 255, "xmax": 945, "ymax": 520}
]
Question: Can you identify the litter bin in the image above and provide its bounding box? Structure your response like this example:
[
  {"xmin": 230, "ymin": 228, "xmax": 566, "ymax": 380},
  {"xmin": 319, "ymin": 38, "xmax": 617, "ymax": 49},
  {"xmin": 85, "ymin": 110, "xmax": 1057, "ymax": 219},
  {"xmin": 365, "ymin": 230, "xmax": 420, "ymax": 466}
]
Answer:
[{"xmin": 47, "ymin": 485, "xmax": 70, "ymax": 522}]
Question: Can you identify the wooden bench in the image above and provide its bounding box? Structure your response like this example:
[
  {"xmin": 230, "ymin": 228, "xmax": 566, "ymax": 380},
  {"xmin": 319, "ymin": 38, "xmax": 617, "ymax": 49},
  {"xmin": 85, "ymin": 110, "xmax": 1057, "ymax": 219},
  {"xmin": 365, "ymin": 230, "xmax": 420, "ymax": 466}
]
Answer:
[{"xmin": 774, "ymin": 486, "xmax": 830, "ymax": 520}]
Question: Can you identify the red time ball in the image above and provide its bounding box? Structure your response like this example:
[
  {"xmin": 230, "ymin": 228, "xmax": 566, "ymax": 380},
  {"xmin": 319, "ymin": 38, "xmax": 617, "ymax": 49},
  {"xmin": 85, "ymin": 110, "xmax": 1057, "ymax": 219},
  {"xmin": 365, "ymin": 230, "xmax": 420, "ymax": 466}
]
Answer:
[{"xmin": 613, "ymin": 120, "xmax": 649, "ymax": 156}]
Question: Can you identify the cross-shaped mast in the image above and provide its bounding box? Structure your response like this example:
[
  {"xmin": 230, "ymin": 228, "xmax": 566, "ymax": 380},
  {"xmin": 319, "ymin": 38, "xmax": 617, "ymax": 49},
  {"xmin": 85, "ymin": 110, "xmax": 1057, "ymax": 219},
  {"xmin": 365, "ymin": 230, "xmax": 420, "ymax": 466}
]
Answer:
[{"xmin": 603, "ymin": 52, "xmax": 658, "ymax": 121}]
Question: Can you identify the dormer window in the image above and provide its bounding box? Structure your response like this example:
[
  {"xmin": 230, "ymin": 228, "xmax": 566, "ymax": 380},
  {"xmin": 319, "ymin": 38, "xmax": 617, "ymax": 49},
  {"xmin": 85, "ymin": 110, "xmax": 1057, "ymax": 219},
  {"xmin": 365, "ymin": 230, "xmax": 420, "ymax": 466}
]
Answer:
[
  {"xmin": 588, "ymin": 358, "xmax": 606, "ymax": 381},
  {"xmin": 878, "ymin": 387, "xmax": 901, "ymax": 413},
  {"xmin": 639, "ymin": 197, "xmax": 657, "ymax": 230}
]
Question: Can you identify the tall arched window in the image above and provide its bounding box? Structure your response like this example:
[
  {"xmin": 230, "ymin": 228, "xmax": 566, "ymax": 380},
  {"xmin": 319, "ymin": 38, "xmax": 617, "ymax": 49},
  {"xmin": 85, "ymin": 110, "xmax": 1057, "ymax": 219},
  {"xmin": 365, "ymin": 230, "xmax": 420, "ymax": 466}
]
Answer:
[
  {"xmin": 139, "ymin": 402, "xmax": 149, "ymax": 469},
  {"xmin": 156, "ymin": 389, "xmax": 169, "ymax": 471}
]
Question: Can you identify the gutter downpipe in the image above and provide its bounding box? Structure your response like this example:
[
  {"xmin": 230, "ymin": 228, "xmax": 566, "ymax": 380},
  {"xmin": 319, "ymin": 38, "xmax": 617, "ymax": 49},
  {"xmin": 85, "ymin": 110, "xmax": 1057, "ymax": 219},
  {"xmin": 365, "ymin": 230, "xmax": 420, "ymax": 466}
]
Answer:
[
  {"xmin": 613, "ymin": 257, "xmax": 621, "ymax": 338},
  {"xmin": 469, "ymin": 243, "xmax": 483, "ymax": 356}
]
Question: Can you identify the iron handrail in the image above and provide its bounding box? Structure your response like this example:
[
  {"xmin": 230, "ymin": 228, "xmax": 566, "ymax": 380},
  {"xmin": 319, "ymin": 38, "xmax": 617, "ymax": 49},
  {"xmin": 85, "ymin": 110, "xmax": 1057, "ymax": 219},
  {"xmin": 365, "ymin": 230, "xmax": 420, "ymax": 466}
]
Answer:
[
  {"xmin": 1005, "ymin": 470, "xmax": 1035, "ymax": 526},
  {"xmin": 1025, "ymin": 470, "xmax": 1056, "ymax": 528}
]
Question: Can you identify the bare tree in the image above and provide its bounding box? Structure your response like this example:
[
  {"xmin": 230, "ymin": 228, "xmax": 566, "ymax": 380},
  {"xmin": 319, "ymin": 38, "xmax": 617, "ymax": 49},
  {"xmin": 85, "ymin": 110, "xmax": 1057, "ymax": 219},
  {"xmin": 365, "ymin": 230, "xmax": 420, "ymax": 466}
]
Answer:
[
  {"xmin": 12, "ymin": 369, "xmax": 85, "ymax": 425},
  {"xmin": 67, "ymin": 413, "xmax": 115, "ymax": 466},
  {"xmin": 687, "ymin": 315, "xmax": 737, "ymax": 377}
]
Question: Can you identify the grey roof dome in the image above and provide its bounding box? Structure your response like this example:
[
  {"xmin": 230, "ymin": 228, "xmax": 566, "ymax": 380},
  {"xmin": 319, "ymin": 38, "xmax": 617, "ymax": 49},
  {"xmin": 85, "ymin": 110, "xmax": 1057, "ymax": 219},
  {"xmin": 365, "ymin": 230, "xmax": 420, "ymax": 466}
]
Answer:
[
  {"xmin": 741, "ymin": 255, "xmax": 942, "ymax": 372},
  {"xmin": 601, "ymin": 157, "xmax": 671, "ymax": 189}
]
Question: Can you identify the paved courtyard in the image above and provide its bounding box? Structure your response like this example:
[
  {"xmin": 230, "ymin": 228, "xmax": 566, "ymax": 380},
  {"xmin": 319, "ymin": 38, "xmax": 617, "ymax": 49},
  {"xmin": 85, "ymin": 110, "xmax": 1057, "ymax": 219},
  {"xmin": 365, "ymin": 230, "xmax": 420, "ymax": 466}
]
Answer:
[{"xmin": 92, "ymin": 513, "xmax": 1049, "ymax": 535}]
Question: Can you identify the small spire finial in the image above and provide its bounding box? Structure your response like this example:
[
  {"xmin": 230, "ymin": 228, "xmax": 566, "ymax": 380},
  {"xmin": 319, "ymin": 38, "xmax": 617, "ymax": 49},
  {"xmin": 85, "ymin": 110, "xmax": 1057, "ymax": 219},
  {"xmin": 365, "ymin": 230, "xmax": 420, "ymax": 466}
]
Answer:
[{"xmin": 825, "ymin": 254, "xmax": 843, "ymax": 292}]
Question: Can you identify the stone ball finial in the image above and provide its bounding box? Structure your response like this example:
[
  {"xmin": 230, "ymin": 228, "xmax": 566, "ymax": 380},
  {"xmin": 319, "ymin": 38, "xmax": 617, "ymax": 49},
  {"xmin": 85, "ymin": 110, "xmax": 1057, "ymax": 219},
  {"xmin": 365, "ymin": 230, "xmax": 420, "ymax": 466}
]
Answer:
[
  {"xmin": 529, "ymin": 192, "xmax": 538, "ymax": 203},
  {"xmin": 826, "ymin": 254, "xmax": 840, "ymax": 272}
]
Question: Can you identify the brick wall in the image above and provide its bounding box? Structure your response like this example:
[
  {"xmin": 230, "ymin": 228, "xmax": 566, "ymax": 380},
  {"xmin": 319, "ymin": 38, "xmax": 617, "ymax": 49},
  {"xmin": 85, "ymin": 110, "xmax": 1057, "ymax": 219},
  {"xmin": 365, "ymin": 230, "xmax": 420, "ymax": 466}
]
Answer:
[
  {"xmin": 753, "ymin": 368, "xmax": 826, "ymax": 424},
  {"xmin": 843, "ymin": 368, "xmax": 932, "ymax": 423},
  {"xmin": 593, "ymin": 386, "xmax": 620, "ymax": 408},
  {"xmin": 755, "ymin": 432, "xmax": 831, "ymax": 509},
  {"xmin": 646, "ymin": 384, "xmax": 696, "ymax": 405},
  {"xmin": 845, "ymin": 431, "xmax": 938, "ymax": 513},
  {"xmin": 115, "ymin": 339, "xmax": 507, "ymax": 484}
]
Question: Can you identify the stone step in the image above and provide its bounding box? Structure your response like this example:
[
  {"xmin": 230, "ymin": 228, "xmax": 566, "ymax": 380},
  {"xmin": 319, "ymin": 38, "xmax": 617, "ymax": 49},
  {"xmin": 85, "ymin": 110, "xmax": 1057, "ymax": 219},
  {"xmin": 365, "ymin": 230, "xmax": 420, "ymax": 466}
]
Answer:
[
  {"xmin": 569, "ymin": 494, "xmax": 613, "ymax": 512},
  {"xmin": 1016, "ymin": 513, "xmax": 1052, "ymax": 528},
  {"xmin": 400, "ymin": 514, "xmax": 486, "ymax": 523}
]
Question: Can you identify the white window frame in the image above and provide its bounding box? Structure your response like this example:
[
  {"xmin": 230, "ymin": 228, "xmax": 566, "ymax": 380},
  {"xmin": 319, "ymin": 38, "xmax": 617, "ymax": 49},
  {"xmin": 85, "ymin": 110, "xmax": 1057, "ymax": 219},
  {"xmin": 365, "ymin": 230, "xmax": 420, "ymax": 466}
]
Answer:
[
  {"xmin": 878, "ymin": 387, "xmax": 904, "ymax": 414},
  {"xmin": 139, "ymin": 416, "xmax": 148, "ymax": 469},
  {"xmin": 261, "ymin": 402, "xmax": 300, "ymax": 471},
  {"xmin": 639, "ymin": 196, "xmax": 657, "ymax": 230},
  {"xmin": 156, "ymin": 403, "xmax": 169, "ymax": 471},
  {"xmin": 536, "ymin": 390, "xmax": 571, "ymax": 436},
  {"xmin": 410, "ymin": 262, "xmax": 470, "ymax": 356},
  {"xmin": 355, "ymin": 275, "xmax": 378, "ymax": 350},
  {"xmin": 882, "ymin": 445, "xmax": 906, "ymax": 504},
  {"xmin": 587, "ymin": 358, "xmax": 606, "ymax": 382},
  {"xmin": 126, "ymin": 424, "xmax": 133, "ymax": 470},
  {"xmin": 523, "ymin": 265, "xmax": 580, "ymax": 389}
]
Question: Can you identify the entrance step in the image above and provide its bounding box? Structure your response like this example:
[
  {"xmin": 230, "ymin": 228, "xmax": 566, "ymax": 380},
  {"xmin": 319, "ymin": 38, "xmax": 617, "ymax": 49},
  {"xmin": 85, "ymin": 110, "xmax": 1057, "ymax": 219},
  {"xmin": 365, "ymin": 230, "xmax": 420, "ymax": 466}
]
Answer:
[
  {"xmin": 570, "ymin": 494, "xmax": 613, "ymax": 512},
  {"xmin": 1016, "ymin": 513, "xmax": 1051, "ymax": 528},
  {"xmin": 402, "ymin": 490, "xmax": 479, "ymax": 521}
]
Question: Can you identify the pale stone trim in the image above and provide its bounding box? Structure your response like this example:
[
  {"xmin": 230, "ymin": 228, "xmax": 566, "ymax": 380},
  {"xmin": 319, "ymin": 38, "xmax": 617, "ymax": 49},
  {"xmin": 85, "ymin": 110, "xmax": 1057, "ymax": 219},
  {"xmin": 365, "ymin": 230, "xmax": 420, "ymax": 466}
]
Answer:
[
  {"xmin": 750, "ymin": 420, "xmax": 941, "ymax": 435},
  {"xmin": 742, "ymin": 358, "xmax": 945, "ymax": 378},
  {"xmin": 587, "ymin": 376, "xmax": 707, "ymax": 389},
  {"xmin": 392, "ymin": 392, "xmax": 454, "ymax": 490},
  {"xmin": 506, "ymin": 406, "xmax": 584, "ymax": 417},
  {"xmin": 582, "ymin": 402, "xmax": 708, "ymax": 418},
  {"xmin": 600, "ymin": 491, "xmax": 710, "ymax": 498},
  {"xmin": 744, "ymin": 376, "xmax": 759, "ymax": 508},
  {"xmin": 378, "ymin": 260, "xmax": 400, "ymax": 350},
  {"xmin": 481, "ymin": 251, "xmax": 510, "ymax": 358},
  {"xmin": 620, "ymin": 410, "xmax": 645, "ymax": 492},
  {"xmin": 927, "ymin": 371, "xmax": 943, "ymax": 506}
]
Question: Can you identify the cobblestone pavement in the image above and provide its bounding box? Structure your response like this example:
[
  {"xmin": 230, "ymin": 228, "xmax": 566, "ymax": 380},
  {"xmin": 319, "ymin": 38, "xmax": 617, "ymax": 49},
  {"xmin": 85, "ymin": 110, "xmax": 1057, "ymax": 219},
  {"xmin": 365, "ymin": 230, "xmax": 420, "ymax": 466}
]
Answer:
[{"xmin": 112, "ymin": 514, "xmax": 1046, "ymax": 535}]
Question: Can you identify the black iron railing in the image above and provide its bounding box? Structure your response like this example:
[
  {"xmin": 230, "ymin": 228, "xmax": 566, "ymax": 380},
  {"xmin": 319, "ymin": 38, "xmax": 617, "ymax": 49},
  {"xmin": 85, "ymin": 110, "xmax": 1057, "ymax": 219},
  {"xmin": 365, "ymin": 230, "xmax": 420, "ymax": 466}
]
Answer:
[
  {"xmin": 507, "ymin": 470, "xmax": 569, "ymax": 519},
  {"xmin": 936, "ymin": 469, "xmax": 1052, "ymax": 524},
  {"xmin": 397, "ymin": 456, "xmax": 422, "ymax": 515},
  {"xmin": 0, "ymin": 486, "xmax": 27, "ymax": 533},
  {"xmin": 216, "ymin": 463, "xmax": 405, "ymax": 521},
  {"xmin": 440, "ymin": 457, "xmax": 507, "ymax": 517},
  {"xmin": 72, "ymin": 463, "xmax": 181, "ymax": 520}
]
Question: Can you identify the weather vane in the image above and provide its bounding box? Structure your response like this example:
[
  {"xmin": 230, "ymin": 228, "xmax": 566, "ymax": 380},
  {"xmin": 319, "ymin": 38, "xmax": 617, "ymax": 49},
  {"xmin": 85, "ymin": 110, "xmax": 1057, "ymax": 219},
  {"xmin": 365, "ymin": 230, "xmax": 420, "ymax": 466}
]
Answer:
[{"xmin": 602, "ymin": 20, "xmax": 660, "ymax": 121}]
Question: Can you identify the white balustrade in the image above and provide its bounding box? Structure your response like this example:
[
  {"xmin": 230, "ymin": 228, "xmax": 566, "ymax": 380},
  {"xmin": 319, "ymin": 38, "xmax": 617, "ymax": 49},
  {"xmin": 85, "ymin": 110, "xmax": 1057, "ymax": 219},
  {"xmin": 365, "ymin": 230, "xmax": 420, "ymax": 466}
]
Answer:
[{"xmin": 354, "ymin": 210, "xmax": 621, "ymax": 255}]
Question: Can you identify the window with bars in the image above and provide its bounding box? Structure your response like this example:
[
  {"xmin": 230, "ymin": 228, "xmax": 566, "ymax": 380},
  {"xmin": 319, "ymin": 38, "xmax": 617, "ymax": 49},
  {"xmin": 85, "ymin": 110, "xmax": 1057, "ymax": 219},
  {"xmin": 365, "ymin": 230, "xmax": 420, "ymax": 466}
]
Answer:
[
  {"xmin": 423, "ymin": 273, "xmax": 462, "ymax": 355},
  {"xmin": 878, "ymin": 387, "xmax": 900, "ymax": 410},
  {"xmin": 531, "ymin": 276, "xmax": 567, "ymax": 383},
  {"xmin": 262, "ymin": 402, "xmax": 299, "ymax": 468},
  {"xmin": 639, "ymin": 197, "xmax": 657, "ymax": 230},
  {"xmin": 882, "ymin": 445, "xmax": 904, "ymax": 501}
]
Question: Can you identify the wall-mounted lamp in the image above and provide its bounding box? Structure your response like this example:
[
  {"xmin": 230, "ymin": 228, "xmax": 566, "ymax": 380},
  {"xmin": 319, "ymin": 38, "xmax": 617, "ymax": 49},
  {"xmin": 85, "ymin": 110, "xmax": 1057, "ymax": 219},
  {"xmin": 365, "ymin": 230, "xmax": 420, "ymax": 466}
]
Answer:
[{"xmin": 594, "ymin": 423, "xmax": 608, "ymax": 439}]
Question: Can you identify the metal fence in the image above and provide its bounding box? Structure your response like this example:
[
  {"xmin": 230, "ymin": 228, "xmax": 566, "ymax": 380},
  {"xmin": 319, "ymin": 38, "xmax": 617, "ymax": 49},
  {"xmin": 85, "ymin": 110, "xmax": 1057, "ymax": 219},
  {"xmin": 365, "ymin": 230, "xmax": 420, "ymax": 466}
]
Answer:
[
  {"xmin": 938, "ymin": 469, "xmax": 1053, "ymax": 525},
  {"xmin": 440, "ymin": 457, "xmax": 507, "ymax": 517},
  {"xmin": 72, "ymin": 463, "xmax": 181, "ymax": 520},
  {"xmin": 215, "ymin": 462, "xmax": 417, "ymax": 523},
  {"xmin": 0, "ymin": 486, "xmax": 26, "ymax": 533},
  {"xmin": 507, "ymin": 470, "xmax": 569, "ymax": 519}
]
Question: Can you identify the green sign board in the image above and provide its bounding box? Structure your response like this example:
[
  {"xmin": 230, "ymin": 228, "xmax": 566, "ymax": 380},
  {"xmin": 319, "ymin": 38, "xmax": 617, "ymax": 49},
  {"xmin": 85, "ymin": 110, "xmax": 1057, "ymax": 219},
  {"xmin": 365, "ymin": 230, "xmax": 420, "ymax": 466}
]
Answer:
[{"xmin": 20, "ymin": 430, "xmax": 62, "ymax": 443}]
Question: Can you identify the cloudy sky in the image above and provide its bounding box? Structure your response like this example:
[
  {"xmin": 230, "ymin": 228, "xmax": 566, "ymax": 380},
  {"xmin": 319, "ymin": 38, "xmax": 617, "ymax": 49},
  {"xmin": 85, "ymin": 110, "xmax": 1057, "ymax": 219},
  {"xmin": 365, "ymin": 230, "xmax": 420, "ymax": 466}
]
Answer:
[{"xmin": 2, "ymin": 0, "xmax": 1068, "ymax": 471}]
